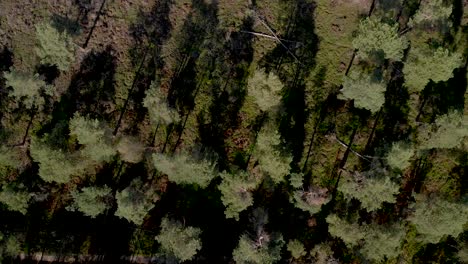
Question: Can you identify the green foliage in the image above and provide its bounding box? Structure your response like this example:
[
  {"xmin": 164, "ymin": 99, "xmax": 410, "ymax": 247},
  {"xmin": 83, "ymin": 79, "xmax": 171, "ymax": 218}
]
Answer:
[
  {"xmin": 289, "ymin": 173, "xmax": 304, "ymax": 189},
  {"xmin": 254, "ymin": 128, "xmax": 292, "ymax": 183},
  {"xmin": 404, "ymin": 47, "xmax": 463, "ymax": 92},
  {"xmin": 232, "ymin": 233, "xmax": 285, "ymax": 264},
  {"xmin": 1, "ymin": 235, "xmax": 22, "ymax": 257},
  {"xmin": 0, "ymin": 185, "xmax": 30, "ymax": 214},
  {"xmin": 352, "ymin": 18, "xmax": 408, "ymax": 61},
  {"xmin": 386, "ymin": 142, "xmax": 415, "ymax": 171},
  {"xmin": 155, "ymin": 217, "xmax": 202, "ymax": 262},
  {"xmin": 339, "ymin": 70, "xmax": 386, "ymax": 113},
  {"xmin": 69, "ymin": 114, "xmax": 116, "ymax": 163},
  {"xmin": 338, "ymin": 173, "xmax": 399, "ymax": 211},
  {"xmin": 310, "ymin": 243, "xmax": 338, "ymax": 264},
  {"xmin": 418, "ymin": 111, "xmax": 468, "ymax": 150},
  {"xmin": 326, "ymin": 214, "xmax": 365, "ymax": 247},
  {"xmin": 115, "ymin": 178, "xmax": 158, "ymax": 225},
  {"xmin": 35, "ymin": 22, "xmax": 75, "ymax": 71},
  {"xmin": 3, "ymin": 68, "xmax": 52, "ymax": 109},
  {"xmin": 287, "ymin": 239, "xmax": 306, "ymax": 259},
  {"xmin": 30, "ymin": 137, "xmax": 83, "ymax": 184},
  {"xmin": 457, "ymin": 244, "xmax": 468, "ymax": 263},
  {"xmin": 143, "ymin": 81, "xmax": 180, "ymax": 126},
  {"xmin": 409, "ymin": 195, "xmax": 468, "ymax": 244},
  {"xmin": 218, "ymin": 170, "xmax": 258, "ymax": 220},
  {"xmin": 408, "ymin": 0, "xmax": 452, "ymax": 29},
  {"xmin": 68, "ymin": 186, "xmax": 112, "ymax": 218},
  {"xmin": 152, "ymin": 153, "xmax": 217, "ymax": 188},
  {"xmin": 248, "ymin": 69, "xmax": 284, "ymax": 112},
  {"xmin": 360, "ymin": 224, "xmax": 405, "ymax": 262}
]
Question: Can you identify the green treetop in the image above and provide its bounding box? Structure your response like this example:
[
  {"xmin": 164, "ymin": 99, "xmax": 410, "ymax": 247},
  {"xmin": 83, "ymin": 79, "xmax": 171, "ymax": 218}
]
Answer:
[
  {"xmin": 253, "ymin": 128, "xmax": 292, "ymax": 183},
  {"xmin": 67, "ymin": 186, "xmax": 112, "ymax": 218},
  {"xmin": 386, "ymin": 142, "xmax": 415, "ymax": 171},
  {"xmin": 408, "ymin": 0, "xmax": 452, "ymax": 29},
  {"xmin": 143, "ymin": 81, "xmax": 180, "ymax": 126},
  {"xmin": 287, "ymin": 239, "xmax": 306, "ymax": 259},
  {"xmin": 115, "ymin": 178, "xmax": 158, "ymax": 225},
  {"xmin": 69, "ymin": 113, "xmax": 116, "ymax": 163},
  {"xmin": 232, "ymin": 233, "xmax": 285, "ymax": 264},
  {"xmin": 30, "ymin": 137, "xmax": 83, "ymax": 184},
  {"xmin": 35, "ymin": 22, "xmax": 75, "ymax": 71},
  {"xmin": 152, "ymin": 153, "xmax": 217, "ymax": 188},
  {"xmin": 409, "ymin": 195, "xmax": 468, "ymax": 244},
  {"xmin": 290, "ymin": 173, "xmax": 330, "ymax": 214},
  {"xmin": 338, "ymin": 172, "xmax": 399, "ymax": 211},
  {"xmin": 248, "ymin": 69, "xmax": 284, "ymax": 112},
  {"xmin": 418, "ymin": 111, "xmax": 468, "ymax": 150},
  {"xmin": 155, "ymin": 217, "xmax": 202, "ymax": 262},
  {"xmin": 404, "ymin": 47, "xmax": 463, "ymax": 93},
  {"xmin": 326, "ymin": 214, "xmax": 365, "ymax": 247},
  {"xmin": 0, "ymin": 185, "xmax": 31, "ymax": 215},
  {"xmin": 352, "ymin": 18, "xmax": 408, "ymax": 61},
  {"xmin": 339, "ymin": 70, "xmax": 386, "ymax": 113},
  {"xmin": 218, "ymin": 170, "xmax": 259, "ymax": 220},
  {"xmin": 4, "ymin": 68, "xmax": 53, "ymax": 110}
]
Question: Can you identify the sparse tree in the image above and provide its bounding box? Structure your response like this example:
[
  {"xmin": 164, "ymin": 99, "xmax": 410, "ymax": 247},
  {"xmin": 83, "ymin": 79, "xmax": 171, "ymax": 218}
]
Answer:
[
  {"xmin": 232, "ymin": 233, "xmax": 285, "ymax": 264},
  {"xmin": 3, "ymin": 68, "xmax": 53, "ymax": 110},
  {"xmin": 339, "ymin": 70, "xmax": 386, "ymax": 113},
  {"xmin": 291, "ymin": 174, "xmax": 330, "ymax": 214},
  {"xmin": 35, "ymin": 22, "xmax": 75, "ymax": 71},
  {"xmin": 116, "ymin": 136, "xmax": 144, "ymax": 163},
  {"xmin": 152, "ymin": 153, "xmax": 217, "ymax": 188},
  {"xmin": 408, "ymin": 0, "xmax": 452, "ymax": 30},
  {"xmin": 352, "ymin": 18, "xmax": 408, "ymax": 61},
  {"xmin": 386, "ymin": 142, "xmax": 415, "ymax": 171},
  {"xmin": 248, "ymin": 69, "xmax": 284, "ymax": 112},
  {"xmin": 253, "ymin": 128, "xmax": 292, "ymax": 183},
  {"xmin": 30, "ymin": 137, "xmax": 83, "ymax": 184},
  {"xmin": 418, "ymin": 111, "xmax": 468, "ymax": 150},
  {"xmin": 143, "ymin": 81, "xmax": 180, "ymax": 126},
  {"xmin": 287, "ymin": 239, "xmax": 306, "ymax": 259},
  {"xmin": 67, "ymin": 186, "xmax": 112, "ymax": 218},
  {"xmin": 404, "ymin": 47, "xmax": 463, "ymax": 93},
  {"xmin": 338, "ymin": 173, "xmax": 399, "ymax": 211},
  {"xmin": 409, "ymin": 195, "xmax": 468, "ymax": 244},
  {"xmin": 0, "ymin": 185, "xmax": 30, "ymax": 214},
  {"xmin": 115, "ymin": 178, "xmax": 158, "ymax": 225},
  {"xmin": 218, "ymin": 170, "xmax": 258, "ymax": 220},
  {"xmin": 155, "ymin": 217, "xmax": 202, "ymax": 262},
  {"xmin": 69, "ymin": 113, "xmax": 116, "ymax": 163}
]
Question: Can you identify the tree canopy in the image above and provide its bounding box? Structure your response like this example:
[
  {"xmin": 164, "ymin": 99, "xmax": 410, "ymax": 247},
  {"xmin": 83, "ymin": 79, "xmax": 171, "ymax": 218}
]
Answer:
[
  {"xmin": 218, "ymin": 170, "xmax": 258, "ymax": 220},
  {"xmin": 35, "ymin": 22, "xmax": 75, "ymax": 71},
  {"xmin": 418, "ymin": 111, "xmax": 468, "ymax": 150},
  {"xmin": 67, "ymin": 186, "xmax": 112, "ymax": 218},
  {"xmin": 143, "ymin": 81, "xmax": 180, "ymax": 126},
  {"xmin": 0, "ymin": 185, "xmax": 30, "ymax": 214},
  {"xmin": 247, "ymin": 69, "xmax": 284, "ymax": 112}
]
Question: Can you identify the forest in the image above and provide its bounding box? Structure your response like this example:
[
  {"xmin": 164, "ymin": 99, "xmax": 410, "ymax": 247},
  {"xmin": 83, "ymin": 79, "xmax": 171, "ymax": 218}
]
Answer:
[{"xmin": 0, "ymin": 0, "xmax": 467, "ymax": 263}]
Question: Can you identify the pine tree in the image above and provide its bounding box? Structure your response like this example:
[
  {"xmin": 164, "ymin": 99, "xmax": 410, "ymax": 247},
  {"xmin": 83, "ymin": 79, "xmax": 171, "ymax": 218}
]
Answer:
[
  {"xmin": 232, "ymin": 233, "xmax": 285, "ymax": 264},
  {"xmin": 253, "ymin": 128, "xmax": 292, "ymax": 183},
  {"xmin": 248, "ymin": 69, "xmax": 284, "ymax": 112},
  {"xmin": 67, "ymin": 186, "xmax": 112, "ymax": 218},
  {"xmin": 3, "ymin": 68, "xmax": 53, "ymax": 110},
  {"xmin": 408, "ymin": 0, "xmax": 452, "ymax": 29},
  {"xmin": 386, "ymin": 142, "xmax": 415, "ymax": 171},
  {"xmin": 326, "ymin": 214, "xmax": 365, "ymax": 247},
  {"xmin": 35, "ymin": 22, "xmax": 75, "ymax": 71},
  {"xmin": 409, "ymin": 195, "xmax": 468, "ymax": 244},
  {"xmin": 339, "ymin": 70, "xmax": 386, "ymax": 113},
  {"xmin": 69, "ymin": 113, "xmax": 116, "ymax": 163},
  {"xmin": 418, "ymin": 111, "xmax": 468, "ymax": 150},
  {"xmin": 155, "ymin": 217, "xmax": 202, "ymax": 262},
  {"xmin": 116, "ymin": 136, "xmax": 144, "ymax": 163},
  {"xmin": 287, "ymin": 239, "xmax": 306, "ymax": 259},
  {"xmin": 152, "ymin": 153, "xmax": 217, "ymax": 188},
  {"xmin": 338, "ymin": 173, "xmax": 399, "ymax": 211},
  {"xmin": 30, "ymin": 137, "xmax": 83, "ymax": 184},
  {"xmin": 360, "ymin": 223, "xmax": 405, "ymax": 262},
  {"xmin": 218, "ymin": 170, "xmax": 258, "ymax": 220},
  {"xmin": 143, "ymin": 81, "xmax": 180, "ymax": 126},
  {"xmin": 115, "ymin": 178, "xmax": 158, "ymax": 225},
  {"xmin": 0, "ymin": 185, "xmax": 30, "ymax": 214},
  {"xmin": 352, "ymin": 18, "xmax": 408, "ymax": 61},
  {"xmin": 404, "ymin": 47, "xmax": 463, "ymax": 93}
]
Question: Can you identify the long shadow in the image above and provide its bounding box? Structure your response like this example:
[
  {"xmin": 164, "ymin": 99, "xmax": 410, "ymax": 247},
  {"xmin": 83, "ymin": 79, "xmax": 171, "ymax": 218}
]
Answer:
[
  {"xmin": 259, "ymin": 0, "xmax": 319, "ymax": 168},
  {"xmin": 37, "ymin": 46, "xmax": 117, "ymax": 138}
]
